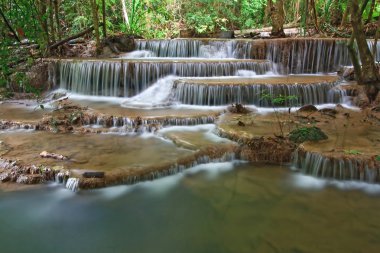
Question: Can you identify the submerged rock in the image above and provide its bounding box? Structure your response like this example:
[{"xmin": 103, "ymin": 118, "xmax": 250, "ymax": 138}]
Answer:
[{"xmin": 40, "ymin": 151, "xmax": 68, "ymax": 160}]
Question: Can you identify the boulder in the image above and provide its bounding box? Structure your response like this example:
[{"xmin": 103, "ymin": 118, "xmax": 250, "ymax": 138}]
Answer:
[{"xmin": 298, "ymin": 104, "xmax": 318, "ymax": 113}]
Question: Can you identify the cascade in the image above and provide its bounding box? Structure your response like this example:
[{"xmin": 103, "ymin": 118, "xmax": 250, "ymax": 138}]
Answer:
[
  {"xmin": 292, "ymin": 148, "xmax": 380, "ymax": 183},
  {"xmin": 172, "ymin": 76, "xmax": 344, "ymax": 106},
  {"xmin": 55, "ymin": 59, "xmax": 271, "ymax": 97},
  {"xmin": 66, "ymin": 177, "xmax": 80, "ymax": 192},
  {"xmin": 136, "ymin": 38, "xmax": 380, "ymax": 73},
  {"xmin": 266, "ymin": 39, "xmax": 351, "ymax": 74},
  {"xmin": 135, "ymin": 39, "xmax": 253, "ymax": 58},
  {"xmin": 90, "ymin": 115, "xmax": 215, "ymax": 133},
  {"xmin": 78, "ymin": 149, "xmax": 237, "ymax": 189}
]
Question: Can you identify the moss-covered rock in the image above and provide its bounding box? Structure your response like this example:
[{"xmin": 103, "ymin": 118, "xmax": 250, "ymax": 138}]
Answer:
[{"xmin": 289, "ymin": 126, "xmax": 328, "ymax": 143}]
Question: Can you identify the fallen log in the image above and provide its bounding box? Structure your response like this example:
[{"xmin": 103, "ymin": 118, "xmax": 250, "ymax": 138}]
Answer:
[
  {"xmin": 48, "ymin": 24, "xmax": 102, "ymax": 50},
  {"xmin": 82, "ymin": 172, "xmax": 105, "ymax": 178}
]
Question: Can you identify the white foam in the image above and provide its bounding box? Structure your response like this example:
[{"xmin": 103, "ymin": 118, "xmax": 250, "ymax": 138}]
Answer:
[
  {"xmin": 291, "ymin": 174, "xmax": 327, "ymax": 190},
  {"xmin": 236, "ymin": 70, "xmax": 257, "ymax": 77},
  {"xmin": 121, "ymin": 75, "xmax": 177, "ymax": 109},
  {"xmin": 184, "ymin": 161, "xmax": 237, "ymax": 180},
  {"xmin": 291, "ymin": 174, "xmax": 380, "ymax": 194},
  {"xmin": 118, "ymin": 50, "xmax": 156, "ymax": 58},
  {"xmin": 158, "ymin": 124, "xmax": 215, "ymax": 133}
]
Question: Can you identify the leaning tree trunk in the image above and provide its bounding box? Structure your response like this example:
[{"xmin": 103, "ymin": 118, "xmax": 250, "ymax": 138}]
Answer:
[
  {"xmin": 91, "ymin": 0, "xmax": 101, "ymax": 55},
  {"xmin": 310, "ymin": 0, "xmax": 319, "ymax": 32},
  {"xmin": 0, "ymin": 7, "xmax": 21, "ymax": 42},
  {"xmin": 270, "ymin": 0, "xmax": 285, "ymax": 37},
  {"xmin": 350, "ymin": 0, "xmax": 380, "ymax": 101}
]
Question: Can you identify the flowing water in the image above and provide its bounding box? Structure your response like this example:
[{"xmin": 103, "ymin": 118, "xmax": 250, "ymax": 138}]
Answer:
[
  {"xmin": 2, "ymin": 38, "xmax": 380, "ymax": 252},
  {"xmin": 1, "ymin": 163, "xmax": 380, "ymax": 253}
]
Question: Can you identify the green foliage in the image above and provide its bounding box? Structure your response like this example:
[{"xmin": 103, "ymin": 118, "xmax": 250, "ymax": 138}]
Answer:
[
  {"xmin": 376, "ymin": 155, "xmax": 380, "ymax": 161},
  {"xmin": 289, "ymin": 126, "xmax": 328, "ymax": 143},
  {"xmin": 240, "ymin": 0, "xmax": 266, "ymax": 28},
  {"xmin": 344, "ymin": 150, "xmax": 363, "ymax": 155},
  {"xmin": 125, "ymin": 0, "xmax": 145, "ymax": 35},
  {"xmin": 261, "ymin": 93, "xmax": 298, "ymax": 106},
  {"xmin": 182, "ymin": 0, "xmax": 238, "ymax": 34}
]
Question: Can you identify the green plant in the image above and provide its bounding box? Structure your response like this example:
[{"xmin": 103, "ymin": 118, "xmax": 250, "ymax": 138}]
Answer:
[
  {"xmin": 376, "ymin": 155, "xmax": 380, "ymax": 161},
  {"xmin": 260, "ymin": 92, "xmax": 299, "ymax": 137},
  {"xmin": 49, "ymin": 117, "xmax": 59, "ymax": 132},
  {"xmin": 289, "ymin": 126, "xmax": 328, "ymax": 143},
  {"xmin": 344, "ymin": 150, "xmax": 363, "ymax": 155}
]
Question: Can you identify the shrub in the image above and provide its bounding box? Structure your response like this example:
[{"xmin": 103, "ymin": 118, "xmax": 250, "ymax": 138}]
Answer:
[{"xmin": 289, "ymin": 126, "xmax": 328, "ymax": 143}]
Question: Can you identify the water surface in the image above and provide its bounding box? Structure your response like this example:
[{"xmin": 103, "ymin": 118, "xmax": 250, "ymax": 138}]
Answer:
[{"xmin": 1, "ymin": 163, "xmax": 379, "ymax": 253}]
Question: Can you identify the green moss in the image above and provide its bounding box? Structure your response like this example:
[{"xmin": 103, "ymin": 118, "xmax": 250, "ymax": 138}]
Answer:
[
  {"xmin": 289, "ymin": 126, "xmax": 328, "ymax": 143},
  {"xmin": 344, "ymin": 150, "xmax": 362, "ymax": 155}
]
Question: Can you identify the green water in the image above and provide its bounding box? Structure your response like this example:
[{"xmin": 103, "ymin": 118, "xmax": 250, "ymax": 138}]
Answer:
[{"xmin": 1, "ymin": 162, "xmax": 379, "ymax": 253}]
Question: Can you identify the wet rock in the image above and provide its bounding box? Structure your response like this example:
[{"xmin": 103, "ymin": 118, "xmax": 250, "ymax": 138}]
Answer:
[
  {"xmin": 298, "ymin": 104, "xmax": 318, "ymax": 113},
  {"xmin": 237, "ymin": 121, "xmax": 246, "ymax": 127},
  {"xmin": 0, "ymin": 172, "xmax": 11, "ymax": 182},
  {"xmin": 16, "ymin": 174, "xmax": 45, "ymax": 184},
  {"xmin": 40, "ymin": 151, "xmax": 68, "ymax": 160},
  {"xmin": 103, "ymin": 34, "xmax": 135, "ymax": 54},
  {"xmin": 83, "ymin": 171, "xmax": 105, "ymax": 178},
  {"xmin": 319, "ymin": 108, "xmax": 338, "ymax": 117},
  {"xmin": 353, "ymin": 92, "xmax": 370, "ymax": 108},
  {"xmin": 227, "ymin": 104, "xmax": 251, "ymax": 114}
]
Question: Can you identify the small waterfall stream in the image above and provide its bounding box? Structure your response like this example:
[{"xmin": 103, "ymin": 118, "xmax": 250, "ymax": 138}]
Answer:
[
  {"xmin": 292, "ymin": 148, "xmax": 380, "ymax": 183},
  {"xmin": 172, "ymin": 80, "xmax": 345, "ymax": 106}
]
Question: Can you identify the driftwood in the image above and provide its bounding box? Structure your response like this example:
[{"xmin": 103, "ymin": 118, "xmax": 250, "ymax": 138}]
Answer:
[{"xmin": 49, "ymin": 25, "xmax": 98, "ymax": 50}]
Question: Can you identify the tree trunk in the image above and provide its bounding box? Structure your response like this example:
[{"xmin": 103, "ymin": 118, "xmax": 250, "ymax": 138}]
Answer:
[
  {"xmin": 330, "ymin": 0, "xmax": 342, "ymax": 25},
  {"xmin": 0, "ymin": 7, "xmax": 21, "ymax": 42},
  {"xmin": 102, "ymin": 0, "xmax": 107, "ymax": 37},
  {"xmin": 49, "ymin": 0, "xmax": 56, "ymax": 42},
  {"xmin": 121, "ymin": 0, "xmax": 130, "ymax": 29},
  {"xmin": 310, "ymin": 0, "xmax": 319, "ymax": 32},
  {"xmin": 366, "ymin": 0, "xmax": 376, "ymax": 24},
  {"xmin": 49, "ymin": 25, "xmax": 97, "ymax": 50},
  {"xmin": 350, "ymin": 0, "xmax": 380, "ymax": 100},
  {"xmin": 340, "ymin": 1, "xmax": 351, "ymax": 27},
  {"xmin": 53, "ymin": 0, "xmax": 61, "ymax": 40},
  {"xmin": 37, "ymin": 0, "xmax": 50, "ymax": 45},
  {"xmin": 91, "ymin": 0, "xmax": 101, "ymax": 54},
  {"xmin": 270, "ymin": 0, "xmax": 285, "ymax": 37},
  {"xmin": 372, "ymin": 17, "xmax": 380, "ymax": 57}
]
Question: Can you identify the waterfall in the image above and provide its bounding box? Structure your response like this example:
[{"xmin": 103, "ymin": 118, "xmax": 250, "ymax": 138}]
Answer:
[
  {"xmin": 266, "ymin": 39, "xmax": 352, "ymax": 74},
  {"xmin": 66, "ymin": 177, "xmax": 80, "ymax": 192},
  {"xmin": 135, "ymin": 39, "xmax": 253, "ymax": 58},
  {"xmin": 55, "ymin": 59, "xmax": 272, "ymax": 97},
  {"xmin": 266, "ymin": 39, "xmax": 380, "ymax": 74},
  {"xmin": 292, "ymin": 148, "xmax": 380, "ymax": 183},
  {"xmin": 88, "ymin": 115, "xmax": 216, "ymax": 133},
  {"xmin": 59, "ymin": 60, "xmax": 122, "ymax": 97},
  {"xmin": 172, "ymin": 80, "xmax": 344, "ymax": 106}
]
